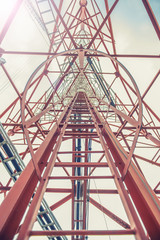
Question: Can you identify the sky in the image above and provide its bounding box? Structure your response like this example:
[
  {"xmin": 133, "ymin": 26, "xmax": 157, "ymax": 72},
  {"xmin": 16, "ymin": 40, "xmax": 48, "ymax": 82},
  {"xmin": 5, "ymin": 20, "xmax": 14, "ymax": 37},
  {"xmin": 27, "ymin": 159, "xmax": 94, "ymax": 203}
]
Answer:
[
  {"xmin": 0, "ymin": 0, "xmax": 159, "ymax": 112},
  {"xmin": 0, "ymin": 1, "xmax": 159, "ymax": 240}
]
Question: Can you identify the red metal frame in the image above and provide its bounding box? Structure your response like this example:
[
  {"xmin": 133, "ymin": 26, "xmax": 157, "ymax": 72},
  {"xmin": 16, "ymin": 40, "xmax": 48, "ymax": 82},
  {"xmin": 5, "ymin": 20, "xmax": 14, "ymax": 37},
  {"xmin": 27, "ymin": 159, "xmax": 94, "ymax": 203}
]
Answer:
[
  {"xmin": 0, "ymin": 1, "xmax": 160, "ymax": 240},
  {"xmin": 85, "ymin": 93, "xmax": 160, "ymax": 239},
  {"xmin": 142, "ymin": 0, "xmax": 160, "ymax": 40}
]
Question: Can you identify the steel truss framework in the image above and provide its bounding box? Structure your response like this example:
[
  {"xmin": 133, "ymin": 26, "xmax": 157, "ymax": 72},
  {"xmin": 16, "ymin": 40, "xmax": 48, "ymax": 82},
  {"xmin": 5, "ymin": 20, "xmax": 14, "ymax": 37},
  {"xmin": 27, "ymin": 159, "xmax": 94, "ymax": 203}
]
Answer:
[{"xmin": 0, "ymin": 0, "xmax": 160, "ymax": 240}]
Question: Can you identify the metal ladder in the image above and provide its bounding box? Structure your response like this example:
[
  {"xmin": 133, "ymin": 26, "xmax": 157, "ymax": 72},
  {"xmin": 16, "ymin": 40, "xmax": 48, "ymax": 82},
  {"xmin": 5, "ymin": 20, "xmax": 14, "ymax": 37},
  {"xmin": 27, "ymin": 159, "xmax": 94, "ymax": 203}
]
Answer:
[
  {"xmin": 0, "ymin": 122, "xmax": 68, "ymax": 240},
  {"xmin": 25, "ymin": 0, "xmax": 77, "ymax": 112},
  {"xmin": 35, "ymin": 0, "xmax": 63, "ymax": 46}
]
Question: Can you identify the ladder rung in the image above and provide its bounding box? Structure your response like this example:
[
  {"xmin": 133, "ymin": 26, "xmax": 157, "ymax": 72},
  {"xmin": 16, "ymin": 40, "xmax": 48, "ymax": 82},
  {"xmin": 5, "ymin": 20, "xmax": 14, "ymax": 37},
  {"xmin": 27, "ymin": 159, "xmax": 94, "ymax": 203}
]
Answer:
[
  {"xmin": 42, "ymin": 222, "xmax": 54, "ymax": 228},
  {"xmin": 38, "ymin": 209, "xmax": 48, "ymax": 215},
  {"xmin": 11, "ymin": 171, "xmax": 22, "ymax": 177},
  {"xmin": 3, "ymin": 156, "xmax": 15, "ymax": 163},
  {"xmin": 49, "ymin": 31, "xmax": 59, "ymax": 35},
  {"xmin": 41, "ymin": 9, "xmax": 51, "ymax": 14},
  {"xmin": 45, "ymin": 20, "xmax": 55, "ymax": 25},
  {"xmin": 74, "ymin": 219, "xmax": 83, "ymax": 222},
  {"xmin": 52, "ymin": 41, "xmax": 62, "ymax": 45},
  {"xmin": 37, "ymin": 0, "xmax": 48, "ymax": 3},
  {"xmin": 0, "ymin": 140, "xmax": 6, "ymax": 146}
]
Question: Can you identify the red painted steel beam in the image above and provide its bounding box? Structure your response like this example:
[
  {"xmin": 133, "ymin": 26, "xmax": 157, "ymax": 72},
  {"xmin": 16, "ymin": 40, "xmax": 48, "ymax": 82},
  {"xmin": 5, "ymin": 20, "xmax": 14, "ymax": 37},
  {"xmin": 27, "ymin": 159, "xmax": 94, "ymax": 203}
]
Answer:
[
  {"xmin": 1, "ymin": 50, "xmax": 160, "ymax": 58},
  {"xmin": 71, "ymin": 135, "xmax": 76, "ymax": 235},
  {"xmin": 89, "ymin": 189, "xmax": 118, "ymax": 194},
  {"xmin": 50, "ymin": 0, "xmax": 77, "ymax": 49},
  {"xmin": 123, "ymin": 70, "xmax": 160, "ymax": 124},
  {"xmin": 87, "ymin": 0, "xmax": 119, "ymax": 49},
  {"xmin": 0, "ymin": 97, "xmax": 75, "ymax": 240},
  {"xmin": 58, "ymin": 150, "xmax": 104, "ymax": 154},
  {"xmin": 44, "ymin": 56, "xmax": 77, "ymax": 109},
  {"xmin": 85, "ymin": 95, "xmax": 149, "ymax": 239},
  {"xmin": 143, "ymin": 101, "xmax": 160, "ymax": 123},
  {"xmin": 104, "ymin": 0, "xmax": 117, "ymax": 57},
  {"xmin": 2, "ymin": 65, "xmax": 46, "ymax": 140},
  {"xmin": 54, "ymin": 162, "xmax": 108, "ymax": 167},
  {"xmin": 82, "ymin": 134, "xmax": 89, "ymax": 234},
  {"xmin": 154, "ymin": 190, "xmax": 160, "ymax": 194},
  {"xmin": 154, "ymin": 182, "xmax": 160, "ymax": 191},
  {"xmin": 1, "ymin": 64, "xmax": 22, "ymax": 98},
  {"xmin": 133, "ymin": 154, "xmax": 160, "ymax": 167},
  {"xmin": 17, "ymin": 96, "xmax": 78, "ymax": 239},
  {"xmin": 0, "ymin": 186, "xmax": 11, "ymax": 191},
  {"xmin": 142, "ymin": 0, "xmax": 160, "ymax": 40},
  {"xmin": 116, "ymin": 70, "xmax": 160, "ymax": 147},
  {"xmin": 18, "ymin": 123, "xmax": 73, "ymax": 239},
  {"xmin": 46, "ymin": 188, "xmax": 72, "ymax": 193},
  {"xmin": 125, "ymin": 126, "xmax": 160, "ymax": 130},
  {"xmin": 88, "ymin": 153, "xmax": 105, "ymax": 176},
  {"xmin": 85, "ymin": 7, "xmax": 118, "ymax": 70},
  {"xmin": 0, "ymin": 51, "xmax": 77, "ymax": 56},
  {"xmin": 111, "ymin": 54, "xmax": 160, "ymax": 58},
  {"xmin": 64, "ymin": 132, "xmax": 98, "ymax": 136},
  {"xmin": 68, "ymin": 11, "xmax": 100, "ymax": 33},
  {"xmin": 141, "ymin": 70, "xmax": 160, "ymax": 100},
  {"xmin": 30, "ymin": 229, "xmax": 135, "ymax": 236},
  {"xmin": 65, "ymin": 124, "xmax": 95, "ymax": 129},
  {"xmin": 50, "ymin": 194, "xmax": 72, "ymax": 211},
  {"xmin": 0, "ymin": 97, "xmax": 19, "ymax": 118},
  {"xmin": 48, "ymin": 0, "xmax": 63, "ymax": 50},
  {"xmin": 56, "ymin": 156, "xmax": 71, "ymax": 177},
  {"xmin": 86, "ymin": 95, "xmax": 160, "ymax": 239},
  {"xmin": 45, "ymin": 188, "xmax": 118, "ymax": 194},
  {"xmin": 48, "ymin": 176, "xmax": 114, "ymax": 180},
  {"xmin": 2, "ymin": 123, "xmax": 22, "ymax": 127},
  {"xmin": 89, "ymin": 197, "xmax": 130, "ymax": 229}
]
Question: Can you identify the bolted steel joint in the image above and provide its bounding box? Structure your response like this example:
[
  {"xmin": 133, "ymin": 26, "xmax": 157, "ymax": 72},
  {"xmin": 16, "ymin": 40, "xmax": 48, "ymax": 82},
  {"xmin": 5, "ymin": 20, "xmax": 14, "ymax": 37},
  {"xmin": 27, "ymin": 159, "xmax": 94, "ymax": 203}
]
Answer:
[{"xmin": 80, "ymin": 0, "xmax": 87, "ymax": 7}]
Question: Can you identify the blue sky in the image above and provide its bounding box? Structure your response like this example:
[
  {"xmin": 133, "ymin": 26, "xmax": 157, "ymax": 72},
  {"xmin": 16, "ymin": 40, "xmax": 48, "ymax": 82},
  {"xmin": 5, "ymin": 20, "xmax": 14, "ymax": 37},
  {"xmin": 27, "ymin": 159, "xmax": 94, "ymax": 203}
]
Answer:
[{"xmin": 100, "ymin": 0, "xmax": 160, "ymax": 25}]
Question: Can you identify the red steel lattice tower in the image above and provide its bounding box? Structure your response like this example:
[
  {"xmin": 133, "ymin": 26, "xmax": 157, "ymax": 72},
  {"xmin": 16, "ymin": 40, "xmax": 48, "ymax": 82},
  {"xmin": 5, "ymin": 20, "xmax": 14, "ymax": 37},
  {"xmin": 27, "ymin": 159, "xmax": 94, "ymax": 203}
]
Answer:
[{"xmin": 0, "ymin": 0, "xmax": 160, "ymax": 240}]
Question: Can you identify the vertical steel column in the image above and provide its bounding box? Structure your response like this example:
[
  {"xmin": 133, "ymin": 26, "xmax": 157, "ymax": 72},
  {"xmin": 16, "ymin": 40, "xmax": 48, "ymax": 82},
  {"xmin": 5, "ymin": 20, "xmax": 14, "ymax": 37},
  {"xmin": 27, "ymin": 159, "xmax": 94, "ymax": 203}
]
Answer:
[
  {"xmin": 85, "ymin": 93, "xmax": 160, "ymax": 240},
  {"xmin": 75, "ymin": 136, "xmax": 82, "ymax": 232},
  {"xmin": 70, "ymin": 93, "xmax": 91, "ymax": 240},
  {"xmin": 17, "ymin": 95, "xmax": 78, "ymax": 240},
  {"xmin": 71, "ymin": 135, "xmax": 76, "ymax": 240},
  {"xmin": 0, "ymin": 95, "xmax": 77, "ymax": 240},
  {"xmin": 73, "ymin": 95, "xmax": 83, "ymax": 240},
  {"xmin": 82, "ymin": 130, "xmax": 89, "ymax": 240}
]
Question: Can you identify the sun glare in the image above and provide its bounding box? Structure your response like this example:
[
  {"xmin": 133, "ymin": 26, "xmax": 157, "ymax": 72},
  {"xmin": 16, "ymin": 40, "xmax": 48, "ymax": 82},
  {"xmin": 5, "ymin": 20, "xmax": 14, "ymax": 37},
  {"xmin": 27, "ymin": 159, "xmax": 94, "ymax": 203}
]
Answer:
[{"xmin": 0, "ymin": 0, "xmax": 19, "ymax": 30}]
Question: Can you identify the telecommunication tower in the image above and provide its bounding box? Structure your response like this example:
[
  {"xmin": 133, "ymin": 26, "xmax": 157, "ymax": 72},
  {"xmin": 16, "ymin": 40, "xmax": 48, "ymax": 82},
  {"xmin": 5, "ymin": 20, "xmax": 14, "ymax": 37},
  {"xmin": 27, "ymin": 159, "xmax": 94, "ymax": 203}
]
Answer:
[{"xmin": 0, "ymin": 0, "xmax": 159, "ymax": 240}]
